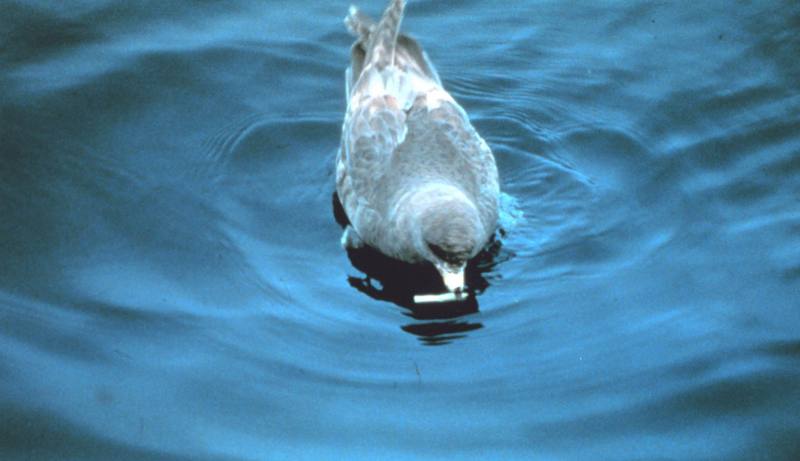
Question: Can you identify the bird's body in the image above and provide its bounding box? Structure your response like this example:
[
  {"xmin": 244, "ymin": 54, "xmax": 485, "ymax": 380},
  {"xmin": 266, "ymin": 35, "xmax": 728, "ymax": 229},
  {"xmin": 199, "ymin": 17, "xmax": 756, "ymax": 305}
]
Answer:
[{"xmin": 336, "ymin": 0, "xmax": 499, "ymax": 293}]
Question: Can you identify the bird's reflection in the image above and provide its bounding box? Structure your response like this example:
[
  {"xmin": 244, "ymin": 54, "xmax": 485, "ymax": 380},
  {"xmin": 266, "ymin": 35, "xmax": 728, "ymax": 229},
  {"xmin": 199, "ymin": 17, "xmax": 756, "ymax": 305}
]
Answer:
[{"xmin": 334, "ymin": 192, "xmax": 504, "ymax": 345}]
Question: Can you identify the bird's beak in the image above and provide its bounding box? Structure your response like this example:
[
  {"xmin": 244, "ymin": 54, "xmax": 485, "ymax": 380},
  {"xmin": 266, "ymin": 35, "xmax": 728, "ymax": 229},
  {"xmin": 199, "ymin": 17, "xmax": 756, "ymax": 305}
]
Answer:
[
  {"xmin": 414, "ymin": 265, "xmax": 468, "ymax": 304},
  {"xmin": 436, "ymin": 264, "xmax": 465, "ymax": 293}
]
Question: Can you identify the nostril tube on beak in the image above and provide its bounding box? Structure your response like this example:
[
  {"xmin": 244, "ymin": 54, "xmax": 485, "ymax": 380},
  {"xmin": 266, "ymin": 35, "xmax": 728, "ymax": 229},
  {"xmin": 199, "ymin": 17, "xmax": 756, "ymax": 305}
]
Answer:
[
  {"xmin": 439, "ymin": 267, "xmax": 465, "ymax": 293},
  {"xmin": 414, "ymin": 264, "xmax": 468, "ymax": 304}
]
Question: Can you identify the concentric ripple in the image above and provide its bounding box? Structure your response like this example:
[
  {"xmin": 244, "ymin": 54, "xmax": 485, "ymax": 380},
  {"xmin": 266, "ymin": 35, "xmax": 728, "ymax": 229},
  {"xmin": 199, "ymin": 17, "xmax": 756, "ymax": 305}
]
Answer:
[{"xmin": 1, "ymin": 1, "xmax": 799, "ymax": 460}]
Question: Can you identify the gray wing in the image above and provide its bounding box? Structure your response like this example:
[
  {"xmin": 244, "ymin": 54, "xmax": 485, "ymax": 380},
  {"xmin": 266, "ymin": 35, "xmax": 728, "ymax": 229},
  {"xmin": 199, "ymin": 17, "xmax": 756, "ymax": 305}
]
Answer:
[
  {"xmin": 336, "ymin": 89, "xmax": 408, "ymax": 242},
  {"xmin": 401, "ymin": 98, "xmax": 500, "ymax": 234}
]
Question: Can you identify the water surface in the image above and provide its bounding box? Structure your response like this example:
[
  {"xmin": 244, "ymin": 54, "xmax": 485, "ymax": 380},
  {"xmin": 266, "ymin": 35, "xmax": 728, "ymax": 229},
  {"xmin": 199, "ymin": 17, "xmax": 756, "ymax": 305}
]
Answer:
[{"xmin": 2, "ymin": 0, "xmax": 800, "ymax": 459}]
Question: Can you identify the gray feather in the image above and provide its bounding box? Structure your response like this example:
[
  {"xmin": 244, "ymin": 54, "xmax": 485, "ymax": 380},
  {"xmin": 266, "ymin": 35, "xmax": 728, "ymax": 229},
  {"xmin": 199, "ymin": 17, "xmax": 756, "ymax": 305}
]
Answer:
[{"xmin": 337, "ymin": 1, "xmax": 500, "ymax": 268}]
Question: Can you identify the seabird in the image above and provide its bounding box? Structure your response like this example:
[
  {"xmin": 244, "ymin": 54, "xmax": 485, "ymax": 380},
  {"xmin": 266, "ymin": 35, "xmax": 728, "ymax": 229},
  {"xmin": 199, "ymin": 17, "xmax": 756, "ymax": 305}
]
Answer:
[{"xmin": 336, "ymin": 0, "xmax": 500, "ymax": 298}]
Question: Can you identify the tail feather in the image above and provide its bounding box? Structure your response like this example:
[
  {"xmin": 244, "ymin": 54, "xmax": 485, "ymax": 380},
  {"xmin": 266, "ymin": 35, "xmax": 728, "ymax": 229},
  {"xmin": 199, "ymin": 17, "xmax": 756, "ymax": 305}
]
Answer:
[
  {"xmin": 364, "ymin": 0, "xmax": 406, "ymax": 69},
  {"xmin": 344, "ymin": 5, "xmax": 374, "ymax": 40}
]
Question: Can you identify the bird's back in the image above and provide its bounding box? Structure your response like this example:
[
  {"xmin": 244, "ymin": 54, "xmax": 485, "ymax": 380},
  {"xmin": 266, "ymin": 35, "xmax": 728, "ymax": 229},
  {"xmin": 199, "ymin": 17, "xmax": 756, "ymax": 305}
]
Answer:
[{"xmin": 337, "ymin": 0, "xmax": 499, "ymax": 261}]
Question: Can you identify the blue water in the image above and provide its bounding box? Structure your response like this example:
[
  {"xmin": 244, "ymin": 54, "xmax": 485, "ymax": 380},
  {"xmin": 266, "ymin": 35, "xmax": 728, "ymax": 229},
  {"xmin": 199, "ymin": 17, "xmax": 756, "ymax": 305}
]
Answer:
[{"xmin": 2, "ymin": 1, "xmax": 799, "ymax": 459}]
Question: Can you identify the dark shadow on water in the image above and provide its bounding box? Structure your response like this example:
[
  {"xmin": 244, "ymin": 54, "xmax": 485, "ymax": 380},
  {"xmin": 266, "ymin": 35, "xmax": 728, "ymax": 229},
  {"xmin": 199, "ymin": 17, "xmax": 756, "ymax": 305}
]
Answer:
[
  {"xmin": 400, "ymin": 321, "xmax": 483, "ymax": 346},
  {"xmin": 334, "ymin": 192, "xmax": 503, "ymax": 345}
]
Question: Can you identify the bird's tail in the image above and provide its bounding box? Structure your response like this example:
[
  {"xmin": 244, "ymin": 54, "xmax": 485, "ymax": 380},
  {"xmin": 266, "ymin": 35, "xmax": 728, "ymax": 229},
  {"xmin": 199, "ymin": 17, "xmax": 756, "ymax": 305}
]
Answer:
[
  {"xmin": 344, "ymin": 5, "xmax": 375, "ymax": 41},
  {"xmin": 346, "ymin": 0, "xmax": 405, "ymax": 70}
]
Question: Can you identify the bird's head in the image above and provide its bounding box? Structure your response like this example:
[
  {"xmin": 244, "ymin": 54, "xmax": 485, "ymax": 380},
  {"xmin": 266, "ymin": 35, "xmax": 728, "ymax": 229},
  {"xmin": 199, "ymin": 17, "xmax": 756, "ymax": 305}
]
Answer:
[{"xmin": 415, "ymin": 188, "xmax": 483, "ymax": 293}]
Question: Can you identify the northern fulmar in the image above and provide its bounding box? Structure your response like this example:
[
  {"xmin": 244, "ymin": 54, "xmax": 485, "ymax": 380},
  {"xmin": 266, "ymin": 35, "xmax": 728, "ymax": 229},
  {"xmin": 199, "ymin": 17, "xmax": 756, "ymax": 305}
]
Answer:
[{"xmin": 336, "ymin": 0, "xmax": 500, "ymax": 300}]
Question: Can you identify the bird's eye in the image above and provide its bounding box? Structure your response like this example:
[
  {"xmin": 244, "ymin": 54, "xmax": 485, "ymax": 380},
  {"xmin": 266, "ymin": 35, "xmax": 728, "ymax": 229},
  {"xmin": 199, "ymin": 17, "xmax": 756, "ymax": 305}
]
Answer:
[
  {"xmin": 427, "ymin": 243, "xmax": 447, "ymax": 260},
  {"xmin": 427, "ymin": 243, "xmax": 460, "ymax": 264}
]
